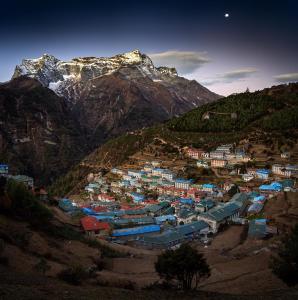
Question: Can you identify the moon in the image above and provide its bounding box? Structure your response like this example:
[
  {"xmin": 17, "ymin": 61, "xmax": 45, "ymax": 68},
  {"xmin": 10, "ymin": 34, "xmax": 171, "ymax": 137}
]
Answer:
[{"xmin": 225, "ymin": 13, "xmax": 229, "ymax": 18}]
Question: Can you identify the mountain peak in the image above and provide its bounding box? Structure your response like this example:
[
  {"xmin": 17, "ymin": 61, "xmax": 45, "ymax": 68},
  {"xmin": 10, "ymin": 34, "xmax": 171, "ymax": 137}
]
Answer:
[
  {"xmin": 12, "ymin": 50, "xmax": 173, "ymax": 98},
  {"xmin": 11, "ymin": 50, "xmax": 218, "ymax": 105}
]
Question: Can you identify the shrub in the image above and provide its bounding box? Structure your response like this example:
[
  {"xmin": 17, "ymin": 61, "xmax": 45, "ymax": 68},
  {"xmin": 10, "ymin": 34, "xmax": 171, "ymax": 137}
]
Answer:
[
  {"xmin": 58, "ymin": 265, "xmax": 89, "ymax": 285},
  {"xmin": 33, "ymin": 258, "xmax": 51, "ymax": 275}
]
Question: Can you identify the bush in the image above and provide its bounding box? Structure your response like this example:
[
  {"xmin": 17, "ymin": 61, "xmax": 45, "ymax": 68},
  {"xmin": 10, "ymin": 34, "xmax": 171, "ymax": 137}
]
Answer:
[
  {"xmin": 33, "ymin": 258, "xmax": 51, "ymax": 275},
  {"xmin": 58, "ymin": 265, "xmax": 89, "ymax": 285}
]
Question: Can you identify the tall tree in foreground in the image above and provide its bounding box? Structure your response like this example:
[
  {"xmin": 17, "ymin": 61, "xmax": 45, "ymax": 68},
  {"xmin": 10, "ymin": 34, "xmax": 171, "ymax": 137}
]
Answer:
[
  {"xmin": 271, "ymin": 224, "xmax": 298, "ymax": 286},
  {"xmin": 155, "ymin": 244, "xmax": 210, "ymax": 290}
]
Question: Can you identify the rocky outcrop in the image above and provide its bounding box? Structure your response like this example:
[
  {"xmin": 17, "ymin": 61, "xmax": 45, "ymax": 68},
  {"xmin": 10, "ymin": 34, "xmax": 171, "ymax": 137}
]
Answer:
[{"xmin": 0, "ymin": 77, "xmax": 88, "ymax": 184}]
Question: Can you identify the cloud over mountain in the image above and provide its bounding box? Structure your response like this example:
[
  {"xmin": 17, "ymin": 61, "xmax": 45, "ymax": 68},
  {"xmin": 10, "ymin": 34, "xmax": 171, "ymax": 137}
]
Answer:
[
  {"xmin": 201, "ymin": 67, "xmax": 258, "ymax": 86},
  {"xmin": 273, "ymin": 72, "xmax": 298, "ymax": 83},
  {"xmin": 149, "ymin": 50, "xmax": 210, "ymax": 74}
]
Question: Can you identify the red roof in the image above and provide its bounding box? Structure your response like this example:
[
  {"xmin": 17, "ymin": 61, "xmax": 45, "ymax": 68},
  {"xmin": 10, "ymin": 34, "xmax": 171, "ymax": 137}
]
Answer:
[{"xmin": 81, "ymin": 216, "xmax": 110, "ymax": 232}]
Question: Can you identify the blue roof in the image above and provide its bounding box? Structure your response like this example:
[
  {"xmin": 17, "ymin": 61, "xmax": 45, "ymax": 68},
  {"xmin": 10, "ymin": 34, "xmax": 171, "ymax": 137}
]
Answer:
[
  {"xmin": 256, "ymin": 169, "xmax": 270, "ymax": 174},
  {"xmin": 202, "ymin": 183, "xmax": 216, "ymax": 188},
  {"xmin": 59, "ymin": 198, "xmax": 76, "ymax": 212},
  {"xmin": 130, "ymin": 193, "xmax": 145, "ymax": 202},
  {"xmin": 155, "ymin": 215, "xmax": 176, "ymax": 223},
  {"xmin": 175, "ymin": 178, "xmax": 192, "ymax": 183},
  {"xmin": 82, "ymin": 207, "xmax": 96, "ymax": 215},
  {"xmin": 112, "ymin": 224, "xmax": 161, "ymax": 237},
  {"xmin": 253, "ymin": 195, "xmax": 266, "ymax": 202},
  {"xmin": 259, "ymin": 182, "xmax": 282, "ymax": 191},
  {"xmin": 179, "ymin": 198, "xmax": 194, "ymax": 205}
]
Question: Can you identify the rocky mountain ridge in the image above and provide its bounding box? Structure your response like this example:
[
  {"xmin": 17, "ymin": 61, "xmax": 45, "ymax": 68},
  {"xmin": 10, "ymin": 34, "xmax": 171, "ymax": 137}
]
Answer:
[
  {"xmin": 13, "ymin": 50, "xmax": 181, "ymax": 102},
  {"xmin": 12, "ymin": 50, "xmax": 220, "ymax": 148}
]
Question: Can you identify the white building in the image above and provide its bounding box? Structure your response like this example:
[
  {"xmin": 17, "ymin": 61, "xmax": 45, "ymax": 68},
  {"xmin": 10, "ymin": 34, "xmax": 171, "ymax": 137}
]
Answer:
[
  {"xmin": 272, "ymin": 164, "xmax": 298, "ymax": 177},
  {"xmin": 174, "ymin": 179, "xmax": 191, "ymax": 190},
  {"xmin": 152, "ymin": 168, "xmax": 165, "ymax": 176},
  {"xmin": 242, "ymin": 174, "xmax": 254, "ymax": 182},
  {"xmin": 161, "ymin": 170, "xmax": 174, "ymax": 181},
  {"xmin": 128, "ymin": 169, "xmax": 143, "ymax": 178}
]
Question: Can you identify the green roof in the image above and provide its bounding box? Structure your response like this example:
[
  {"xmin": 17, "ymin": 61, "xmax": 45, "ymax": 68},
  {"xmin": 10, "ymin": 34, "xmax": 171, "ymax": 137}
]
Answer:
[
  {"xmin": 202, "ymin": 202, "xmax": 240, "ymax": 222},
  {"xmin": 142, "ymin": 231, "xmax": 183, "ymax": 245},
  {"xmin": 176, "ymin": 221, "xmax": 209, "ymax": 236}
]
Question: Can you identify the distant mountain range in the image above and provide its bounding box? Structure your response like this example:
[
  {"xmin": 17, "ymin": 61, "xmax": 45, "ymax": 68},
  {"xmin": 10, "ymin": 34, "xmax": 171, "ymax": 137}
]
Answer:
[{"xmin": 0, "ymin": 50, "xmax": 220, "ymax": 184}]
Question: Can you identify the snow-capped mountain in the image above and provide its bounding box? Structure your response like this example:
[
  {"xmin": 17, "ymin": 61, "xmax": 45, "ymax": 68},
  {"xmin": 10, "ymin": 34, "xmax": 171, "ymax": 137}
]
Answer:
[
  {"xmin": 13, "ymin": 50, "xmax": 179, "ymax": 102},
  {"xmin": 12, "ymin": 50, "xmax": 220, "ymax": 147}
]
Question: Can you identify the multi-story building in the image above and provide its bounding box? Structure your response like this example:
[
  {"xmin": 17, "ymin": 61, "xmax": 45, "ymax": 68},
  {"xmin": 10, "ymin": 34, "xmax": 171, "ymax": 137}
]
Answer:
[
  {"xmin": 174, "ymin": 178, "xmax": 191, "ymax": 190},
  {"xmin": 210, "ymin": 151, "xmax": 226, "ymax": 160},
  {"xmin": 255, "ymin": 169, "xmax": 270, "ymax": 180},
  {"xmin": 211, "ymin": 159, "xmax": 227, "ymax": 168},
  {"xmin": 152, "ymin": 168, "xmax": 165, "ymax": 176},
  {"xmin": 128, "ymin": 169, "xmax": 144, "ymax": 178},
  {"xmin": 161, "ymin": 170, "xmax": 174, "ymax": 181},
  {"xmin": 272, "ymin": 164, "xmax": 298, "ymax": 177},
  {"xmin": 186, "ymin": 148, "xmax": 203, "ymax": 160}
]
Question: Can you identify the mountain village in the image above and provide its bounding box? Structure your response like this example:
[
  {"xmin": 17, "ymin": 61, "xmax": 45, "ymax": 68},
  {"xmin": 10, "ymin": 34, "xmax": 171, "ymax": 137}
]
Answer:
[{"xmin": 2, "ymin": 140, "xmax": 296, "ymax": 251}]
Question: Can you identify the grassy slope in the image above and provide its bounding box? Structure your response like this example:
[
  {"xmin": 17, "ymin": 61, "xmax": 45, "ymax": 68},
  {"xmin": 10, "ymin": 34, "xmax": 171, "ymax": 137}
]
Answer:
[{"xmin": 49, "ymin": 83, "xmax": 298, "ymax": 196}]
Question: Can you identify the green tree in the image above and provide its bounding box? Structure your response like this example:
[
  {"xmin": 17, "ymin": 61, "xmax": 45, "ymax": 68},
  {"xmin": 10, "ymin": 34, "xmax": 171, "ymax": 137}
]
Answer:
[
  {"xmin": 6, "ymin": 179, "xmax": 52, "ymax": 221},
  {"xmin": 34, "ymin": 258, "xmax": 51, "ymax": 275},
  {"xmin": 155, "ymin": 244, "xmax": 210, "ymax": 290},
  {"xmin": 271, "ymin": 224, "xmax": 298, "ymax": 286}
]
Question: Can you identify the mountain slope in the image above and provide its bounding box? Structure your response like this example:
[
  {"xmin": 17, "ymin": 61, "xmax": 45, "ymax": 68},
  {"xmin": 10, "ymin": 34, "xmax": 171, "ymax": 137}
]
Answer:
[
  {"xmin": 0, "ymin": 77, "xmax": 88, "ymax": 185},
  {"xmin": 49, "ymin": 82, "xmax": 298, "ymax": 196},
  {"xmin": 12, "ymin": 50, "xmax": 221, "ymax": 146}
]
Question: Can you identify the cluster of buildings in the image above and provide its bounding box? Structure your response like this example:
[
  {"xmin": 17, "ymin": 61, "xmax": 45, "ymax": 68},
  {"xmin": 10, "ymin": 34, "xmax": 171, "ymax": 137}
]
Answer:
[
  {"xmin": 0, "ymin": 164, "xmax": 34, "ymax": 188},
  {"xmin": 186, "ymin": 144, "xmax": 250, "ymax": 169},
  {"xmin": 59, "ymin": 151, "xmax": 297, "ymax": 249}
]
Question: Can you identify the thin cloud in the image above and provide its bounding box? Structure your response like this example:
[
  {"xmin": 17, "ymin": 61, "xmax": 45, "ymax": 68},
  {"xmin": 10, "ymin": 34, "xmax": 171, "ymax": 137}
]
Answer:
[
  {"xmin": 273, "ymin": 72, "xmax": 298, "ymax": 83},
  {"xmin": 201, "ymin": 67, "xmax": 258, "ymax": 86},
  {"xmin": 149, "ymin": 50, "xmax": 210, "ymax": 74}
]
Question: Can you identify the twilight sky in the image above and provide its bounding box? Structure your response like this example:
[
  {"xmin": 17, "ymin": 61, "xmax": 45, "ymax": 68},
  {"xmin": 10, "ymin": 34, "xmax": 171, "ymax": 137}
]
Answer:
[{"xmin": 1, "ymin": 0, "xmax": 298, "ymax": 95}]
